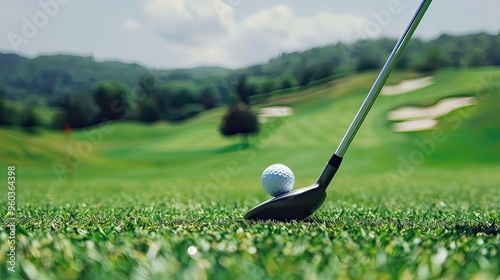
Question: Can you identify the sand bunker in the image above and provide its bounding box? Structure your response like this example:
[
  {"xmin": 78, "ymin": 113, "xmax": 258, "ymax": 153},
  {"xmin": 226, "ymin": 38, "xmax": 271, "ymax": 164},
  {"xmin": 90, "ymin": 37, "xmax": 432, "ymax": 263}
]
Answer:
[
  {"xmin": 382, "ymin": 77, "xmax": 433, "ymax": 96},
  {"xmin": 389, "ymin": 97, "xmax": 475, "ymax": 132},
  {"xmin": 389, "ymin": 97, "xmax": 475, "ymax": 121},
  {"xmin": 259, "ymin": 106, "xmax": 294, "ymax": 123},
  {"xmin": 393, "ymin": 119, "xmax": 438, "ymax": 132}
]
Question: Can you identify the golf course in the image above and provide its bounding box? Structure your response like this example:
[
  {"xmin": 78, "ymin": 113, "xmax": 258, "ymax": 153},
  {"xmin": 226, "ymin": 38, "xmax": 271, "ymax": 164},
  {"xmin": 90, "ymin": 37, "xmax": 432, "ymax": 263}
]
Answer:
[{"xmin": 1, "ymin": 67, "xmax": 499, "ymax": 279}]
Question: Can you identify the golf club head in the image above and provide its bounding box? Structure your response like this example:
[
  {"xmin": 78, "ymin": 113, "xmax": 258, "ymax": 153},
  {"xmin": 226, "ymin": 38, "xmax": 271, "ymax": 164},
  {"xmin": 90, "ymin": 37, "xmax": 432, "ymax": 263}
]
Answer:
[
  {"xmin": 244, "ymin": 157, "xmax": 342, "ymax": 221},
  {"xmin": 244, "ymin": 183, "xmax": 327, "ymax": 221}
]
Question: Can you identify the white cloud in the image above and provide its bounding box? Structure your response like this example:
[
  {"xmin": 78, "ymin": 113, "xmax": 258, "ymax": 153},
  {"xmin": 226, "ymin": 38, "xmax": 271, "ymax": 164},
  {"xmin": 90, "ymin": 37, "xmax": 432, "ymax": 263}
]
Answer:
[
  {"xmin": 230, "ymin": 5, "xmax": 366, "ymax": 66},
  {"xmin": 143, "ymin": 0, "xmax": 231, "ymax": 44},
  {"xmin": 124, "ymin": 19, "xmax": 140, "ymax": 31},
  {"xmin": 143, "ymin": 1, "xmax": 366, "ymax": 67}
]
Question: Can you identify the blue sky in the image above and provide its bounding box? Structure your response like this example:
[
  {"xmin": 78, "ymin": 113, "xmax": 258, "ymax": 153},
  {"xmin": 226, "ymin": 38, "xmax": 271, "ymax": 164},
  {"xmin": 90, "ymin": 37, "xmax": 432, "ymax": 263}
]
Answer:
[{"xmin": 0, "ymin": 0, "xmax": 498, "ymax": 69}]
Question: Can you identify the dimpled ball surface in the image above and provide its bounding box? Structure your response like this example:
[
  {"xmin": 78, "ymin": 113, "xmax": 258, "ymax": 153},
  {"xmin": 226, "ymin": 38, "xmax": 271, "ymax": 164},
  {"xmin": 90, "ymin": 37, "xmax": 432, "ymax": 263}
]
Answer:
[{"xmin": 261, "ymin": 164, "xmax": 295, "ymax": 196}]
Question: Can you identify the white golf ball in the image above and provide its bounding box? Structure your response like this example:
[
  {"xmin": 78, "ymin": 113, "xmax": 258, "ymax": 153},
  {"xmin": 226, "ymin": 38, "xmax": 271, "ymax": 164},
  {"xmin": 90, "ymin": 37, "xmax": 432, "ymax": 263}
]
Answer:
[{"xmin": 261, "ymin": 164, "xmax": 295, "ymax": 197}]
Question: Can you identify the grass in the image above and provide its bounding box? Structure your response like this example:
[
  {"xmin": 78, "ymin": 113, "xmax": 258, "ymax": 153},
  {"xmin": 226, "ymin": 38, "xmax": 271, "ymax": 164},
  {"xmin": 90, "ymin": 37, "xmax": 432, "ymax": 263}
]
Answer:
[{"xmin": 1, "ymin": 68, "xmax": 499, "ymax": 279}]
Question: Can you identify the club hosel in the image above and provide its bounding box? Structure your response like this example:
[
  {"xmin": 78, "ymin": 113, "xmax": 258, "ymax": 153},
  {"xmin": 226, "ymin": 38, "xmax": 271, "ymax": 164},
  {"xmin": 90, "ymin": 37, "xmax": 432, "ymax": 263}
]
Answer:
[{"xmin": 316, "ymin": 154, "xmax": 343, "ymax": 190}]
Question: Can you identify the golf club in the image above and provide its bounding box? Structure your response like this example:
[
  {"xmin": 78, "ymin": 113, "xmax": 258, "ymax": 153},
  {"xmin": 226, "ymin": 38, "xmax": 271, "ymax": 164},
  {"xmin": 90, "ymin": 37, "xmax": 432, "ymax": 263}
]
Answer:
[{"xmin": 245, "ymin": 0, "xmax": 433, "ymax": 221}]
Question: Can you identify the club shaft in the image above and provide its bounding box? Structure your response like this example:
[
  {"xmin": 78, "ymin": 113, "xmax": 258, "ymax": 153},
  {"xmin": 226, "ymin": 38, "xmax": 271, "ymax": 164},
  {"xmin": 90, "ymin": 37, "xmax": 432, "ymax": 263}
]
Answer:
[{"xmin": 335, "ymin": 0, "xmax": 432, "ymax": 158}]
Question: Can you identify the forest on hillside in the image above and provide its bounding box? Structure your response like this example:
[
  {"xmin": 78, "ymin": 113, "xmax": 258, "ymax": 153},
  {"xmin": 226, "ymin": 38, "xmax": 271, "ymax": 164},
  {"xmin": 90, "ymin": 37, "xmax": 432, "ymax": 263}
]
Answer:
[{"xmin": 0, "ymin": 32, "xmax": 498, "ymax": 129}]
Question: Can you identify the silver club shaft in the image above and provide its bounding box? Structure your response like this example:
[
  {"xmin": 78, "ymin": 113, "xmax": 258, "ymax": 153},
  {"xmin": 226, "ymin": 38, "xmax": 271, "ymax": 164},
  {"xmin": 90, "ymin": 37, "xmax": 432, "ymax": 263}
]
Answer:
[{"xmin": 335, "ymin": 0, "xmax": 433, "ymax": 158}]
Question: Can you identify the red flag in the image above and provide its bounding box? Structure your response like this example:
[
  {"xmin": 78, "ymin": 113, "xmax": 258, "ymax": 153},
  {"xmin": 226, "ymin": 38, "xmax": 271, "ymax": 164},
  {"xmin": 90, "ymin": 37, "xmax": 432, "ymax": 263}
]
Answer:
[{"xmin": 64, "ymin": 123, "xmax": 71, "ymax": 138}]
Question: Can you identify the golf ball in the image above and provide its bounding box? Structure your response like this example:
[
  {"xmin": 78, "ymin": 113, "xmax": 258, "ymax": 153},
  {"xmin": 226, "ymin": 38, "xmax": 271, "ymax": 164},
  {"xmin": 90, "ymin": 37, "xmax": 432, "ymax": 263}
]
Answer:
[{"xmin": 261, "ymin": 164, "xmax": 295, "ymax": 196}]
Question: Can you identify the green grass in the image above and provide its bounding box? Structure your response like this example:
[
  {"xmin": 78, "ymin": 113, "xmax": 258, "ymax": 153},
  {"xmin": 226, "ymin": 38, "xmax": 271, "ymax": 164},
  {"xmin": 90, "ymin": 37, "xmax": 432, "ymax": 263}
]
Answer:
[{"xmin": 1, "ymin": 68, "xmax": 499, "ymax": 279}]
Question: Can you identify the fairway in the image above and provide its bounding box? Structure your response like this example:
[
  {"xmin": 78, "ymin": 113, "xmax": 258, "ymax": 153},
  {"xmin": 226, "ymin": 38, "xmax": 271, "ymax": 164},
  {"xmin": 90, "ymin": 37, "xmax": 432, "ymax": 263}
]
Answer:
[{"xmin": 1, "ymin": 68, "xmax": 499, "ymax": 279}]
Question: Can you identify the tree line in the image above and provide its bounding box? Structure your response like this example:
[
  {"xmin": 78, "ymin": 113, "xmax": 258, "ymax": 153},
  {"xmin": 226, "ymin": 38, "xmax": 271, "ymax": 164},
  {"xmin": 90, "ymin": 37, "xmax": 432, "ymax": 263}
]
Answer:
[{"xmin": 0, "ymin": 32, "xmax": 498, "ymax": 131}]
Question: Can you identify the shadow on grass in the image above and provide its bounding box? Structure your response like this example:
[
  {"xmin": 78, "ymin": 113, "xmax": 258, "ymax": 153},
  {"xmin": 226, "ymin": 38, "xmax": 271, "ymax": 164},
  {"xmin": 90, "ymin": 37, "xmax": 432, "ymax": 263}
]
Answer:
[
  {"xmin": 216, "ymin": 143, "xmax": 251, "ymax": 154},
  {"xmin": 301, "ymin": 216, "xmax": 500, "ymax": 235},
  {"xmin": 454, "ymin": 223, "xmax": 499, "ymax": 235},
  {"xmin": 22, "ymin": 127, "xmax": 38, "ymax": 134}
]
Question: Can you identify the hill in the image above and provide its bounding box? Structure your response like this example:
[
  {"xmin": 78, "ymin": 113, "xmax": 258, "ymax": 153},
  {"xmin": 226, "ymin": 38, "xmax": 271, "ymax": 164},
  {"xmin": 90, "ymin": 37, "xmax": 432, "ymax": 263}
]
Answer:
[
  {"xmin": 1, "ymin": 67, "xmax": 498, "ymax": 175},
  {"xmin": 0, "ymin": 53, "xmax": 232, "ymax": 101},
  {"xmin": 0, "ymin": 33, "xmax": 498, "ymax": 104}
]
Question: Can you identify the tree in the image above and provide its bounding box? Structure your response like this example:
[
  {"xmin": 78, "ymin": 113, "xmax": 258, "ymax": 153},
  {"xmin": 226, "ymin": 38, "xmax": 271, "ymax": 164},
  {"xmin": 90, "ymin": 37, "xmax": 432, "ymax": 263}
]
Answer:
[
  {"xmin": 53, "ymin": 95, "xmax": 96, "ymax": 129},
  {"xmin": 134, "ymin": 96, "xmax": 161, "ymax": 123},
  {"xmin": 170, "ymin": 88, "xmax": 197, "ymax": 108},
  {"xmin": 138, "ymin": 72, "xmax": 157, "ymax": 96},
  {"xmin": 199, "ymin": 86, "xmax": 218, "ymax": 109},
  {"xmin": 280, "ymin": 74, "xmax": 297, "ymax": 90},
  {"xmin": 281, "ymin": 78, "xmax": 293, "ymax": 90},
  {"xmin": 260, "ymin": 79, "xmax": 276, "ymax": 95},
  {"xmin": 296, "ymin": 67, "xmax": 314, "ymax": 86},
  {"xmin": 220, "ymin": 103, "xmax": 259, "ymax": 146},
  {"xmin": 18, "ymin": 105, "xmax": 38, "ymax": 129},
  {"xmin": 485, "ymin": 39, "xmax": 500, "ymax": 65},
  {"xmin": 0, "ymin": 99, "xmax": 10, "ymax": 125},
  {"xmin": 356, "ymin": 55, "xmax": 382, "ymax": 72},
  {"xmin": 131, "ymin": 73, "xmax": 161, "ymax": 122},
  {"xmin": 313, "ymin": 62, "xmax": 334, "ymax": 80},
  {"xmin": 152, "ymin": 84, "xmax": 172, "ymax": 120},
  {"xmin": 93, "ymin": 81, "xmax": 132, "ymax": 122},
  {"xmin": 468, "ymin": 50, "xmax": 486, "ymax": 67},
  {"xmin": 151, "ymin": 83, "xmax": 207, "ymax": 121},
  {"xmin": 235, "ymin": 76, "xmax": 255, "ymax": 105},
  {"xmin": 395, "ymin": 52, "xmax": 410, "ymax": 69},
  {"xmin": 416, "ymin": 47, "xmax": 450, "ymax": 72}
]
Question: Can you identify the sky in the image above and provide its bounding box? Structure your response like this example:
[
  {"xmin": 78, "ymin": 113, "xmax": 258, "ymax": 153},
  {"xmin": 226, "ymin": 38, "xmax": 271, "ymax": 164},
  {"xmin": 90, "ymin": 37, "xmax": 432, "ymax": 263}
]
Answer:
[{"xmin": 0, "ymin": 0, "xmax": 498, "ymax": 69}]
